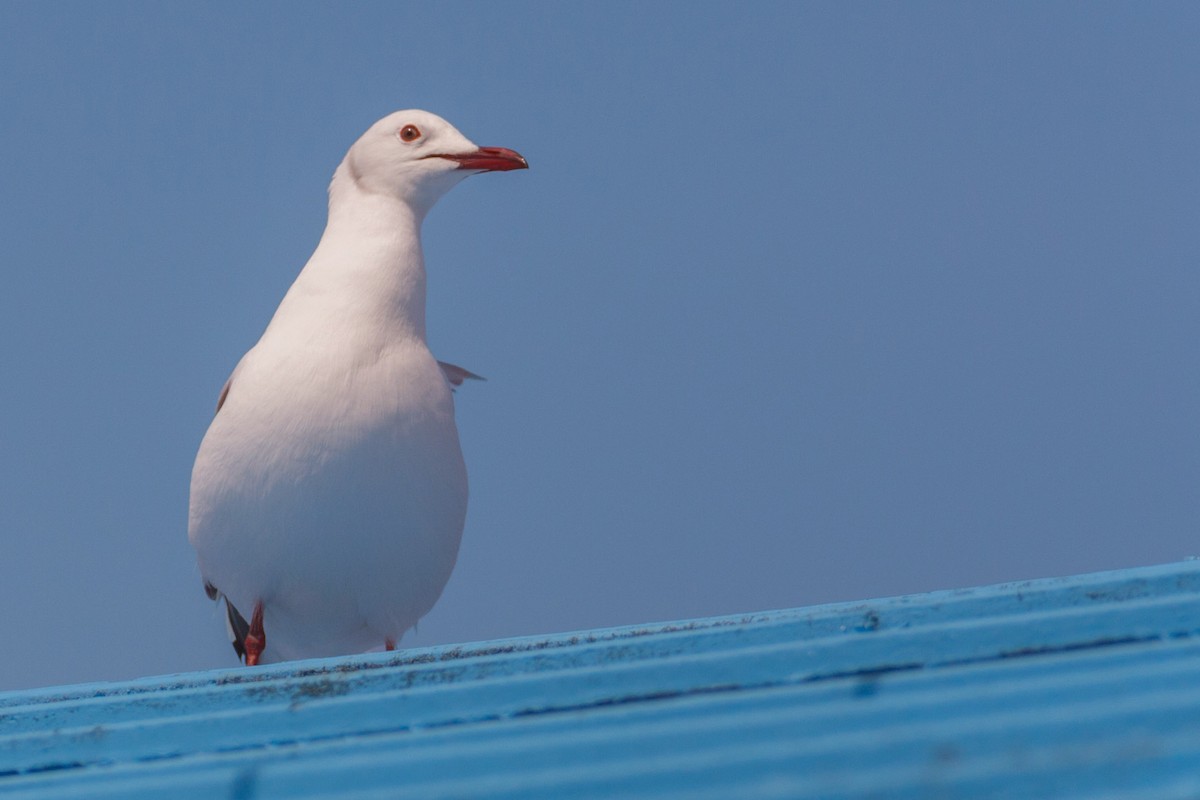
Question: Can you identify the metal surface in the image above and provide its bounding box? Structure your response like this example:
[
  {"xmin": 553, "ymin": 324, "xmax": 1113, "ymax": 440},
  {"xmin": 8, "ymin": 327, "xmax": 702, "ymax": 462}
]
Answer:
[{"xmin": 4, "ymin": 561, "xmax": 1200, "ymax": 798}]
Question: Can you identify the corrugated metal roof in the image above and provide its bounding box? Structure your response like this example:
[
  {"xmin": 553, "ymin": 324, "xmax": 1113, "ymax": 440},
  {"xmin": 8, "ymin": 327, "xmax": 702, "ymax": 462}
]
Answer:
[{"xmin": 4, "ymin": 561, "xmax": 1200, "ymax": 798}]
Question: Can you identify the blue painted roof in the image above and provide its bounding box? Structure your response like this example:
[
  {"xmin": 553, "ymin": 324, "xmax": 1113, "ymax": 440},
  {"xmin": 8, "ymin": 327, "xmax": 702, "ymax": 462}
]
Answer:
[{"xmin": 4, "ymin": 561, "xmax": 1200, "ymax": 798}]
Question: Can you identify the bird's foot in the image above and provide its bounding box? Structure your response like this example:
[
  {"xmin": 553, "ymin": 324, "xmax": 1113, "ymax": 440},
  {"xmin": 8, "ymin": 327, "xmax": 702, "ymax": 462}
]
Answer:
[
  {"xmin": 244, "ymin": 601, "xmax": 266, "ymax": 666},
  {"xmin": 385, "ymin": 638, "xmax": 396, "ymax": 651}
]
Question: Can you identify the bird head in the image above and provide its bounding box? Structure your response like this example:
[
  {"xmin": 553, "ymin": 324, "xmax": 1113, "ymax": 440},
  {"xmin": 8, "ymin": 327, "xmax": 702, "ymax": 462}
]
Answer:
[{"xmin": 338, "ymin": 110, "xmax": 527, "ymax": 215}]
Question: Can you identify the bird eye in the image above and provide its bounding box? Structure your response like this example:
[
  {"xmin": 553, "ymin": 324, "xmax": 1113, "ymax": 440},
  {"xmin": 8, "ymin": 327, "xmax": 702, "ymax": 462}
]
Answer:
[{"xmin": 399, "ymin": 125, "xmax": 422, "ymax": 143}]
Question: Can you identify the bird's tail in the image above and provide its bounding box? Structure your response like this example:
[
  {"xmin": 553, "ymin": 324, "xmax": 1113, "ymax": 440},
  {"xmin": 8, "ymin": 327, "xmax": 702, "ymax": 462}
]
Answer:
[{"xmin": 205, "ymin": 580, "xmax": 251, "ymax": 662}]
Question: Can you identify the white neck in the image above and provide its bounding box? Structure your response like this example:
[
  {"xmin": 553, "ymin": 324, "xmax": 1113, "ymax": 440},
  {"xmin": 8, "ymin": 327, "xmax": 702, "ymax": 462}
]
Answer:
[{"xmin": 267, "ymin": 161, "xmax": 430, "ymax": 346}]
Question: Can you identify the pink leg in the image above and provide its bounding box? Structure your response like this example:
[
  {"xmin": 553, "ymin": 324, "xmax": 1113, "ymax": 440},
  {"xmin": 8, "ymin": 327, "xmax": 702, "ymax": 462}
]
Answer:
[
  {"xmin": 385, "ymin": 638, "xmax": 396, "ymax": 651},
  {"xmin": 244, "ymin": 601, "xmax": 266, "ymax": 666}
]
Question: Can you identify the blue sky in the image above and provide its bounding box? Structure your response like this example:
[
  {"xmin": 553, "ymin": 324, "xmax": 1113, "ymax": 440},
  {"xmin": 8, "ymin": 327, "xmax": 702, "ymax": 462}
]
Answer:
[{"xmin": 1, "ymin": 2, "xmax": 1197, "ymax": 691}]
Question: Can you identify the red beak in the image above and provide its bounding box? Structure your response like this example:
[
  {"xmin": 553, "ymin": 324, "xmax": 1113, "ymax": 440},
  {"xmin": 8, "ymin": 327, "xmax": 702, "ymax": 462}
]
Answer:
[{"xmin": 435, "ymin": 146, "xmax": 528, "ymax": 172}]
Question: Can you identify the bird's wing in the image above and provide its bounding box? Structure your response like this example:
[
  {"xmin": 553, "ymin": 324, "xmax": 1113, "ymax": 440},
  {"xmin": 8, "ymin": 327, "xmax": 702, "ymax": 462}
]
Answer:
[
  {"xmin": 215, "ymin": 375, "xmax": 233, "ymax": 414},
  {"xmin": 437, "ymin": 360, "xmax": 485, "ymax": 390},
  {"xmin": 213, "ymin": 354, "xmax": 253, "ymax": 415}
]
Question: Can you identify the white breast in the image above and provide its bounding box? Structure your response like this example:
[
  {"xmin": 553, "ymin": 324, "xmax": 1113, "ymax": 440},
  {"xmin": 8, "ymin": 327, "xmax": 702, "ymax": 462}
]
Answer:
[{"xmin": 188, "ymin": 340, "xmax": 467, "ymax": 660}]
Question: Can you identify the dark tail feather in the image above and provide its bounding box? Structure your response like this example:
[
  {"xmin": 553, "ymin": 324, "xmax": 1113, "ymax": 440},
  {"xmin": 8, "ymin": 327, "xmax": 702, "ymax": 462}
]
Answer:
[
  {"xmin": 224, "ymin": 597, "xmax": 251, "ymax": 662},
  {"xmin": 204, "ymin": 579, "xmax": 251, "ymax": 662}
]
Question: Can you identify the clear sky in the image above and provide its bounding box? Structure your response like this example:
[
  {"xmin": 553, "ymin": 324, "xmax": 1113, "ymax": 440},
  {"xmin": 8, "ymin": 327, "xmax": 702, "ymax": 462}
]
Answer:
[{"xmin": 1, "ymin": 2, "xmax": 1197, "ymax": 691}]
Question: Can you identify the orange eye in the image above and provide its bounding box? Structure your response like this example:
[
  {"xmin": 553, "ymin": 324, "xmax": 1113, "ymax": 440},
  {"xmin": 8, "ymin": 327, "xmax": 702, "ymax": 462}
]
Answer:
[{"xmin": 399, "ymin": 124, "xmax": 421, "ymax": 143}]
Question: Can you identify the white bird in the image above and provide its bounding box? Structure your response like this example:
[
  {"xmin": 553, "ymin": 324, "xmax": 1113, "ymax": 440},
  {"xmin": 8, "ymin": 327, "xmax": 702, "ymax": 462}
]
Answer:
[{"xmin": 188, "ymin": 110, "xmax": 527, "ymax": 665}]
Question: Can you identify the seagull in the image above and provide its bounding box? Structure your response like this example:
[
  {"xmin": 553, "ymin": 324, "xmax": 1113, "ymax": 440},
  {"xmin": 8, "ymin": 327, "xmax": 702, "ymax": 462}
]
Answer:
[{"xmin": 188, "ymin": 110, "xmax": 527, "ymax": 666}]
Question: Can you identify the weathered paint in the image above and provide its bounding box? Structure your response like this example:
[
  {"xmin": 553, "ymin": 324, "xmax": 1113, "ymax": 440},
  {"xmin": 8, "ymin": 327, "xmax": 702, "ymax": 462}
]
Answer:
[{"xmin": 3, "ymin": 562, "xmax": 1200, "ymax": 798}]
